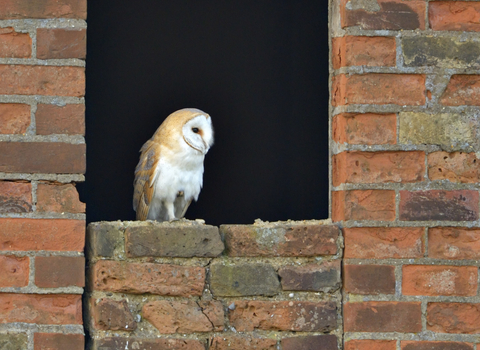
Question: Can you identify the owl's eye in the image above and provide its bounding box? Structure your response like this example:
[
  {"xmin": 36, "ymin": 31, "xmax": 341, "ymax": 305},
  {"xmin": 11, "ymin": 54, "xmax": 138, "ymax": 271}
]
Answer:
[{"xmin": 192, "ymin": 127, "xmax": 199, "ymax": 133}]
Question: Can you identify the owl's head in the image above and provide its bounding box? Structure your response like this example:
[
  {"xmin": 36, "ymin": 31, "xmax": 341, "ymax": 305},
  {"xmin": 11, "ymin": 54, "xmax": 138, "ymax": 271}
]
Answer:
[{"xmin": 182, "ymin": 110, "xmax": 214, "ymax": 154}]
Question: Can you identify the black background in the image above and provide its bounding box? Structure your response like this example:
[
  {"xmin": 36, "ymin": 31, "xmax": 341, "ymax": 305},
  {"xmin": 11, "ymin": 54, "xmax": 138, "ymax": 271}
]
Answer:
[{"xmin": 79, "ymin": 1, "xmax": 329, "ymax": 225}]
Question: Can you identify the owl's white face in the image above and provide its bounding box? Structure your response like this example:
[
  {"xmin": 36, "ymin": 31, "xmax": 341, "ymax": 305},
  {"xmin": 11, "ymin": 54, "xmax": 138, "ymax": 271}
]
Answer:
[{"xmin": 182, "ymin": 114, "xmax": 214, "ymax": 154}]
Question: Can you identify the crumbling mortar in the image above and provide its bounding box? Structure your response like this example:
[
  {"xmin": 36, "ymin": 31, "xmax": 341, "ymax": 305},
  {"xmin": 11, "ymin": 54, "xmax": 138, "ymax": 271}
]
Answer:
[
  {"xmin": 0, "ymin": 212, "xmax": 86, "ymax": 220},
  {"xmin": 0, "ymin": 251, "xmax": 84, "ymax": 258},
  {"xmin": 30, "ymin": 180, "xmax": 37, "ymax": 212},
  {"xmin": 342, "ymin": 220, "xmax": 480, "ymax": 228},
  {"xmin": 333, "ymin": 104, "xmax": 480, "ymax": 116},
  {"xmin": 26, "ymin": 101, "xmax": 36, "ymax": 135},
  {"xmin": 0, "ymin": 173, "xmax": 84, "ymax": 183},
  {"xmin": 0, "ymin": 286, "xmax": 83, "ymax": 294},
  {"xmin": 333, "ymin": 181, "xmax": 480, "ymax": 191},
  {"xmin": 345, "ymin": 331, "xmax": 480, "ymax": 343},
  {"xmin": 0, "ymin": 57, "xmax": 85, "ymax": 67},
  {"xmin": 0, "ymin": 95, "xmax": 84, "ymax": 105},
  {"xmin": 0, "ymin": 134, "xmax": 85, "ymax": 144}
]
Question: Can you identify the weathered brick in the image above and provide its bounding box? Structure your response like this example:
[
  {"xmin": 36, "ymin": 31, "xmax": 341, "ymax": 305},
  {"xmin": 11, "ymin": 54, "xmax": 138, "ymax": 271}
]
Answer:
[
  {"xmin": 341, "ymin": 0, "xmax": 426, "ymax": 30},
  {"xmin": 281, "ymin": 335, "xmax": 337, "ymax": 350},
  {"xmin": 93, "ymin": 338, "xmax": 205, "ymax": 350},
  {"xmin": 35, "ymin": 256, "xmax": 85, "ymax": 288},
  {"xmin": 346, "ymin": 340, "xmax": 396, "ymax": 350},
  {"xmin": 332, "ymin": 74, "xmax": 426, "ymax": 106},
  {"xmin": 0, "ymin": 294, "xmax": 81, "ymax": 324},
  {"xmin": 332, "ymin": 190, "xmax": 396, "ymax": 221},
  {"xmin": 344, "ymin": 301, "xmax": 422, "ymax": 332},
  {"xmin": 430, "ymin": 2, "xmax": 480, "ymax": 32},
  {"xmin": 86, "ymin": 222, "xmax": 123, "ymax": 258},
  {"xmin": 91, "ymin": 260, "xmax": 205, "ymax": 296},
  {"xmin": 92, "ymin": 298, "xmax": 136, "ymax": 331},
  {"xmin": 427, "ymin": 303, "xmax": 480, "ymax": 334},
  {"xmin": 333, "ymin": 151, "xmax": 425, "ymax": 186},
  {"xmin": 125, "ymin": 222, "xmax": 224, "ymax": 258},
  {"xmin": 36, "ymin": 104, "xmax": 85, "ymax": 135},
  {"xmin": 210, "ymin": 336, "xmax": 276, "ymax": 350},
  {"xmin": 229, "ymin": 300, "xmax": 336, "ymax": 332},
  {"xmin": 0, "ymin": 65, "xmax": 84, "ymax": 96},
  {"xmin": 403, "ymin": 265, "xmax": 477, "ymax": 296},
  {"xmin": 0, "ymin": 218, "xmax": 84, "ymax": 251},
  {"xmin": 143, "ymin": 300, "xmax": 224, "ymax": 333},
  {"xmin": 0, "ymin": 27, "xmax": 31, "ymax": 58},
  {"xmin": 0, "ymin": 255, "xmax": 29, "ymax": 287},
  {"xmin": 37, "ymin": 28, "xmax": 86, "ymax": 59},
  {"xmin": 399, "ymin": 190, "xmax": 479, "ymax": 221},
  {"xmin": 36, "ymin": 182, "xmax": 85, "ymax": 213},
  {"xmin": 428, "ymin": 152, "xmax": 478, "ymax": 183},
  {"xmin": 0, "ymin": 333, "xmax": 28, "ymax": 350},
  {"xmin": 279, "ymin": 261, "xmax": 341, "ymax": 292},
  {"xmin": 0, "ymin": 142, "xmax": 85, "ymax": 174},
  {"xmin": 344, "ymin": 227, "xmax": 424, "ymax": 259},
  {"xmin": 401, "ymin": 341, "xmax": 474, "ymax": 350},
  {"xmin": 34, "ymin": 333, "xmax": 84, "ymax": 350},
  {"xmin": 344, "ymin": 264, "xmax": 395, "ymax": 295},
  {"xmin": 0, "ymin": 181, "xmax": 32, "ymax": 213},
  {"xmin": 222, "ymin": 224, "xmax": 338, "ymax": 257},
  {"xmin": 429, "ymin": 227, "xmax": 480, "ymax": 260},
  {"xmin": 210, "ymin": 263, "xmax": 280, "ymax": 296},
  {"xmin": 0, "ymin": 103, "xmax": 30, "ymax": 134},
  {"xmin": 402, "ymin": 37, "xmax": 480, "ymax": 68},
  {"xmin": 332, "ymin": 36, "xmax": 395, "ymax": 69},
  {"xmin": 332, "ymin": 113, "xmax": 396, "ymax": 145},
  {"xmin": 399, "ymin": 112, "xmax": 477, "ymax": 150},
  {"xmin": 0, "ymin": 0, "xmax": 87, "ymax": 19},
  {"xmin": 440, "ymin": 75, "xmax": 480, "ymax": 106}
]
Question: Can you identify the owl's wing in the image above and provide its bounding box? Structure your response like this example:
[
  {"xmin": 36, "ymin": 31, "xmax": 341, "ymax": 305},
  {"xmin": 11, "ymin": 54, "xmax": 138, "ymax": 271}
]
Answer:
[{"xmin": 133, "ymin": 140, "xmax": 160, "ymax": 220}]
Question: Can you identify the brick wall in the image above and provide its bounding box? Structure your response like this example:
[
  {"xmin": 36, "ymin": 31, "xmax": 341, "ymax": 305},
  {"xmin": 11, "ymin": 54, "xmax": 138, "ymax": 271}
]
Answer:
[
  {"xmin": 0, "ymin": 1, "xmax": 86, "ymax": 349},
  {"xmin": 332, "ymin": 1, "xmax": 480, "ymax": 350}
]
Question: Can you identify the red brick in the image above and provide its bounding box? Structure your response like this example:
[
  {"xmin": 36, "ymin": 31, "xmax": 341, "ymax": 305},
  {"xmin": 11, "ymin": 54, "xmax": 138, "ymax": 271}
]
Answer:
[
  {"xmin": 0, "ymin": 294, "xmax": 81, "ymax": 324},
  {"xmin": 428, "ymin": 152, "xmax": 478, "ymax": 183},
  {"xmin": 344, "ymin": 301, "xmax": 422, "ymax": 332},
  {"xmin": 0, "ymin": 255, "xmax": 29, "ymax": 287},
  {"xmin": 210, "ymin": 336, "xmax": 277, "ymax": 350},
  {"xmin": 0, "ymin": 218, "xmax": 84, "ymax": 251},
  {"xmin": 400, "ymin": 190, "xmax": 479, "ymax": 221},
  {"xmin": 346, "ymin": 340, "xmax": 396, "ymax": 350},
  {"xmin": 37, "ymin": 28, "xmax": 86, "ymax": 59},
  {"xmin": 0, "ymin": 27, "xmax": 31, "ymax": 58},
  {"xmin": 429, "ymin": 227, "xmax": 480, "ymax": 260},
  {"xmin": 36, "ymin": 182, "xmax": 85, "ymax": 213},
  {"xmin": 401, "ymin": 341, "xmax": 474, "ymax": 350},
  {"xmin": 333, "ymin": 113, "xmax": 396, "ymax": 145},
  {"xmin": 341, "ymin": 0, "xmax": 426, "ymax": 30},
  {"xmin": 344, "ymin": 227, "xmax": 424, "ymax": 259},
  {"xmin": 430, "ymin": 2, "xmax": 480, "ymax": 32},
  {"xmin": 333, "ymin": 151, "xmax": 425, "ymax": 186},
  {"xmin": 332, "ymin": 36, "xmax": 395, "ymax": 69},
  {"xmin": 35, "ymin": 256, "xmax": 85, "ymax": 288},
  {"xmin": 0, "ymin": 65, "xmax": 84, "ymax": 96},
  {"xmin": 403, "ymin": 265, "xmax": 477, "ymax": 296},
  {"xmin": 34, "ymin": 333, "xmax": 84, "ymax": 350},
  {"xmin": 91, "ymin": 260, "xmax": 205, "ymax": 296},
  {"xmin": 427, "ymin": 303, "xmax": 480, "ymax": 334},
  {"xmin": 36, "ymin": 104, "xmax": 85, "ymax": 135},
  {"xmin": 0, "ymin": 103, "xmax": 30, "ymax": 134},
  {"xmin": 281, "ymin": 335, "xmax": 337, "ymax": 350},
  {"xmin": 333, "ymin": 74, "xmax": 425, "ymax": 106},
  {"xmin": 0, "ymin": 181, "xmax": 32, "ymax": 213},
  {"xmin": 143, "ymin": 300, "xmax": 224, "ymax": 333},
  {"xmin": 440, "ymin": 75, "xmax": 480, "ymax": 106},
  {"xmin": 279, "ymin": 261, "xmax": 341, "ymax": 291},
  {"xmin": 94, "ymin": 338, "xmax": 205, "ymax": 350},
  {"xmin": 344, "ymin": 264, "xmax": 395, "ymax": 295},
  {"xmin": 0, "ymin": 0, "xmax": 86, "ymax": 19},
  {"xmin": 92, "ymin": 298, "xmax": 136, "ymax": 331},
  {"xmin": 332, "ymin": 190, "xmax": 396, "ymax": 221},
  {"xmin": 229, "ymin": 300, "xmax": 336, "ymax": 332},
  {"xmin": 0, "ymin": 142, "xmax": 85, "ymax": 174}
]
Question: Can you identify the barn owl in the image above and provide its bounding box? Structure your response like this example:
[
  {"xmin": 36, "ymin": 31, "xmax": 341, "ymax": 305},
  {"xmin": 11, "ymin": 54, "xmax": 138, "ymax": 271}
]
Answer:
[{"xmin": 133, "ymin": 108, "xmax": 214, "ymax": 221}]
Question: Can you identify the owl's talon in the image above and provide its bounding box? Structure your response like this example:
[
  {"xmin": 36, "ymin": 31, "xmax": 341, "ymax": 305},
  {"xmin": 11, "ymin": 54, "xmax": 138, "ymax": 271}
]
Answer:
[{"xmin": 169, "ymin": 217, "xmax": 180, "ymax": 222}]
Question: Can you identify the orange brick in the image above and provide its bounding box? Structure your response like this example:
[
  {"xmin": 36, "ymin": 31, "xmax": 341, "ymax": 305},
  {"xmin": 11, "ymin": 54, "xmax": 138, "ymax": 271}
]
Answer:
[
  {"xmin": 403, "ymin": 265, "xmax": 477, "ymax": 296},
  {"xmin": 430, "ymin": 2, "xmax": 480, "ymax": 32},
  {"xmin": 332, "ymin": 36, "xmax": 396, "ymax": 69},
  {"xmin": 401, "ymin": 341, "xmax": 474, "ymax": 350},
  {"xmin": 37, "ymin": 28, "xmax": 86, "ymax": 59},
  {"xmin": 332, "ymin": 74, "xmax": 425, "ymax": 106},
  {"xmin": 0, "ymin": 103, "xmax": 30, "ymax": 134},
  {"xmin": 34, "ymin": 333, "xmax": 84, "ymax": 350},
  {"xmin": 0, "ymin": 255, "xmax": 29, "ymax": 287},
  {"xmin": 36, "ymin": 182, "xmax": 85, "ymax": 213},
  {"xmin": 0, "ymin": 218, "xmax": 85, "ymax": 251},
  {"xmin": 0, "ymin": 294, "xmax": 82, "ymax": 324},
  {"xmin": 0, "ymin": 65, "xmax": 84, "ymax": 97},
  {"xmin": 0, "ymin": 27, "xmax": 31, "ymax": 58},
  {"xmin": 440, "ymin": 75, "xmax": 480, "ymax": 106},
  {"xmin": 332, "ymin": 113, "xmax": 396, "ymax": 145},
  {"xmin": 332, "ymin": 190, "xmax": 396, "ymax": 222},
  {"xmin": 428, "ymin": 152, "xmax": 478, "ymax": 183},
  {"xmin": 0, "ymin": 0, "xmax": 86, "ymax": 19},
  {"xmin": 344, "ymin": 227, "xmax": 424, "ymax": 259},
  {"xmin": 429, "ymin": 227, "xmax": 480, "ymax": 260},
  {"xmin": 36, "ymin": 104, "xmax": 85, "ymax": 135},
  {"xmin": 427, "ymin": 303, "xmax": 480, "ymax": 334},
  {"xmin": 346, "ymin": 340, "xmax": 396, "ymax": 350},
  {"xmin": 0, "ymin": 181, "xmax": 32, "ymax": 213},
  {"xmin": 35, "ymin": 256, "xmax": 85, "ymax": 288},
  {"xmin": 210, "ymin": 336, "xmax": 276, "ymax": 350},
  {"xmin": 333, "ymin": 151, "xmax": 425, "ymax": 186}
]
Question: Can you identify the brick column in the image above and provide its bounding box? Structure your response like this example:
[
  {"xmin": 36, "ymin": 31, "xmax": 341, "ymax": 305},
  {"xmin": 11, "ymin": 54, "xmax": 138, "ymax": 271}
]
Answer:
[
  {"xmin": 0, "ymin": 1, "xmax": 86, "ymax": 349},
  {"xmin": 332, "ymin": 0, "xmax": 480, "ymax": 349}
]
